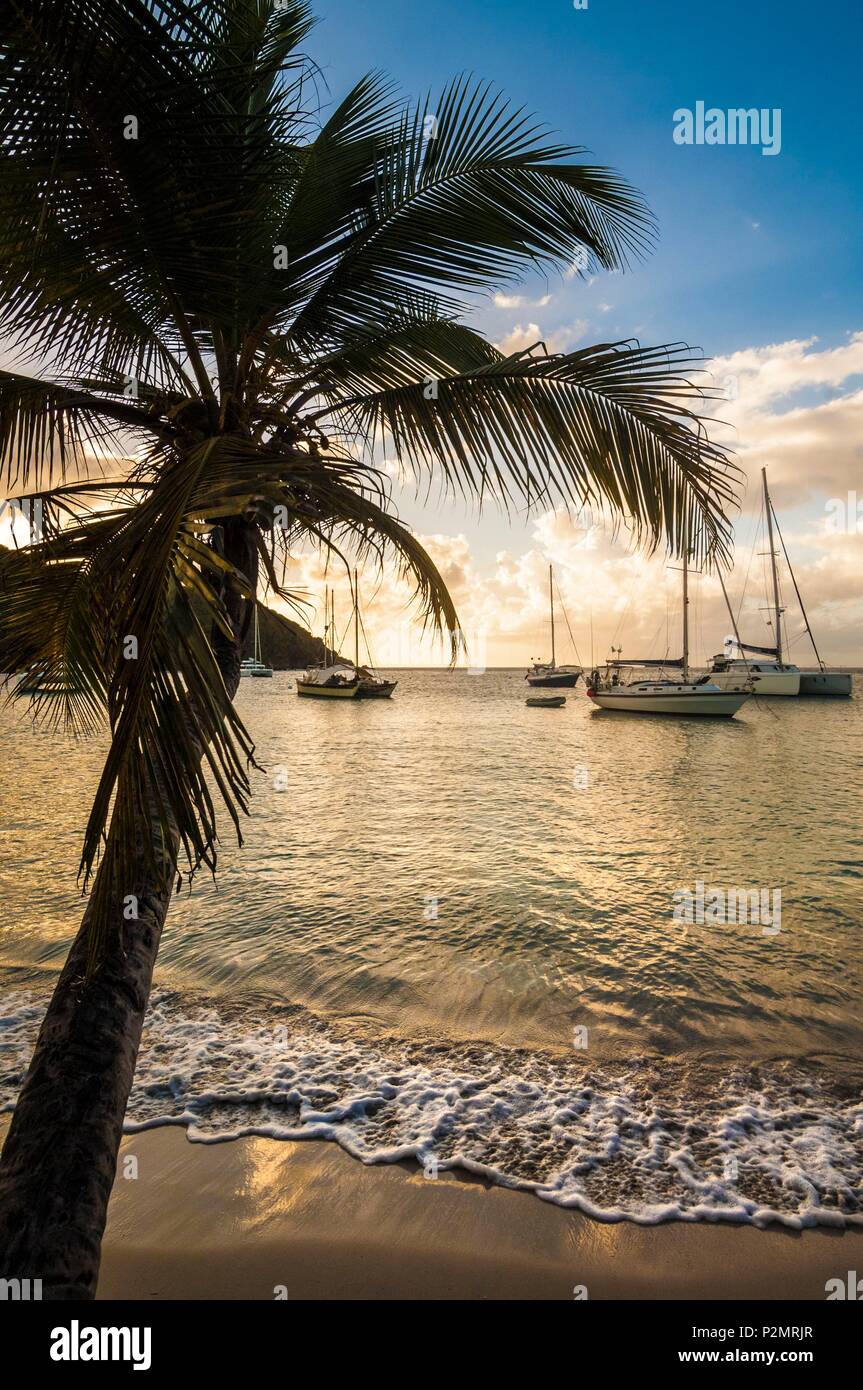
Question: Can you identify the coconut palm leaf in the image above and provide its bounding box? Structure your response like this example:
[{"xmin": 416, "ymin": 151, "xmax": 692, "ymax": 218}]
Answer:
[
  {"xmin": 285, "ymin": 73, "xmax": 655, "ymax": 349},
  {"xmin": 309, "ymin": 339, "xmax": 738, "ymax": 562},
  {"xmin": 0, "ymin": 370, "xmax": 168, "ymax": 490}
]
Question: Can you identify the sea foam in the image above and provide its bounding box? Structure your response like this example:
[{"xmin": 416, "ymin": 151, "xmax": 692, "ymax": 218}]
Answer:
[{"xmin": 2, "ymin": 985, "xmax": 861, "ymax": 1227}]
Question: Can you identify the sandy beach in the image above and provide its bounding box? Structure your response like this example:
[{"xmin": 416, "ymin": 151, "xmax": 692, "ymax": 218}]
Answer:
[{"xmin": 87, "ymin": 1127, "xmax": 861, "ymax": 1300}]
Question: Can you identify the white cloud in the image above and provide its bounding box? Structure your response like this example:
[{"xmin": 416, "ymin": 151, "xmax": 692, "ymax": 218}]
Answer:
[
  {"xmin": 496, "ymin": 319, "xmax": 589, "ymax": 357},
  {"xmin": 706, "ymin": 332, "xmax": 863, "ymax": 509},
  {"xmin": 492, "ymin": 292, "xmax": 552, "ymax": 309}
]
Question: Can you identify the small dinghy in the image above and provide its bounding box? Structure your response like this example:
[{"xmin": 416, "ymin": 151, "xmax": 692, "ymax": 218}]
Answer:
[{"xmin": 526, "ymin": 695, "xmax": 567, "ymax": 708}]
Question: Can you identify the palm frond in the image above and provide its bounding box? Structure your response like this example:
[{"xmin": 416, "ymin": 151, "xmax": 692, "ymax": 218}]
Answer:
[
  {"xmin": 312, "ymin": 340, "xmax": 738, "ymax": 563},
  {"xmin": 0, "ymin": 369, "xmax": 168, "ymax": 491},
  {"xmin": 287, "ymin": 74, "xmax": 654, "ymax": 347}
]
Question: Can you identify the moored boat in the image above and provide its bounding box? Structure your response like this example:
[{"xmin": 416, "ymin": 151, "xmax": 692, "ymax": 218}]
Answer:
[
  {"xmin": 526, "ymin": 694, "xmax": 567, "ymax": 707},
  {"xmin": 586, "ymin": 524, "xmax": 750, "ymax": 718},
  {"xmin": 356, "ymin": 667, "xmax": 398, "ymax": 698},
  {"xmin": 587, "ymin": 669, "xmax": 750, "ymax": 717},
  {"xmin": 525, "ymin": 565, "xmax": 581, "ymax": 687},
  {"xmin": 798, "ymin": 670, "xmax": 853, "ymax": 696},
  {"xmin": 713, "ymin": 468, "xmax": 850, "ymax": 698},
  {"xmin": 296, "ymin": 587, "xmax": 360, "ymax": 698},
  {"xmin": 296, "ymin": 662, "xmax": 360, "ymax": 698},
  {"xmin": 241, "ymin": 604, "xmax": 273, "ymax": 677},
  {"xmin": 769, "ymin": 480, "xmax": 852, "ymax": 697},
  {"xmin": 296, "ymin": 575, "xmax": 397, "ymax": 700},
  {"xmin": 708, "ymin": 646, "xmax": 801, "ymax": 696},
  {"xmin": 352, "ymin": 573, "xmax": 397, "ymax": 698}
]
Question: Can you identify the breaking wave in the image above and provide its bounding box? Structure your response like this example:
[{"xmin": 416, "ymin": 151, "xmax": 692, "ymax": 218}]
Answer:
[{"xmin": 2, "ymin": 984, "xmax": 862, "ymax": 1228}]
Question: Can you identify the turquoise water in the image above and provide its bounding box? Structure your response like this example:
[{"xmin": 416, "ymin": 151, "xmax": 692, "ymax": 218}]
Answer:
[{"xmin": 2, "ymin": 672, "xmax": 862, "ymax": 1223}]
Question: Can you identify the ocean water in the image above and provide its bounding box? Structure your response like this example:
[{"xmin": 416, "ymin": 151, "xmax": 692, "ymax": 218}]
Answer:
[{"xmin": 2, "ymin": 670, "xmax": 862, "ymax": 1225}]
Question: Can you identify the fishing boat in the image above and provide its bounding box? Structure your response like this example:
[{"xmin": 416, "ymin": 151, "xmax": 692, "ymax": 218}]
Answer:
[
  {"xmin": 240, "ymin": 604, "xmax": 273, "ymax": 678},
  {"xmin": 526, "ymin": 694, "xmax": 567, "ymax": 708},
  {"xmin": 525, "ymin": 565, "xmax": 581, "ymax": 687},
  {"xmin": 587, "ymin": 528, "xmax": 750, "ymax": 718},
  {"xmin": 296, "ymin": 587, "xmax": 360, "ymax": 699}
]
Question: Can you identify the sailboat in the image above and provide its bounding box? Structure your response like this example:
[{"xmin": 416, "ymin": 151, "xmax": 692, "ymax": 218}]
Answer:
[
  {"xmin": 525, "ymin": 565, "xmax": 581, "ymax": 687},
  {"xmin": 586, "ymin": 527, "xmax": 751, "ymax": 717},
  {"xmin": 352, "ymin": 572, "xmax": 397, "ymax": 699},
  {"xmin": 295, "ymin": 587, "xmax": 360, "ymax": 698},
  {"xmin": 772, "ymin": 478, "xmax": 851, "ymax": 697},
  {"xmin": 240, "ymin": 603, "xmax": 273, "ymax": 678},
  {"xmin": 708, "ymin": 468, "xmax": 850, "ymax": 695}
]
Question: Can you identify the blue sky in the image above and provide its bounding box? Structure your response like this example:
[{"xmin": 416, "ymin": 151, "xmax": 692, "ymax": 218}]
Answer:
[
  {"xmin": 288, "ymin": 0, "xmax": 863, "ymax": 665},
  {"xmin": 307, "ymin": 0, "xmax": 861, "ymax": 354}
]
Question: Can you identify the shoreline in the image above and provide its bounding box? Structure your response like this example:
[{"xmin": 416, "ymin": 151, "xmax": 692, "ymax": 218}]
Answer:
[{"xmin": 93, "ymin": 1127, "xmax": 860, "ymax": 1300}]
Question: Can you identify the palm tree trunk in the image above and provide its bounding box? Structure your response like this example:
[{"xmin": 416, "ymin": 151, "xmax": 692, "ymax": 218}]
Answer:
[{"xmin": 0, "ymin": 517, "xmax": 257, "ymax": 1299}]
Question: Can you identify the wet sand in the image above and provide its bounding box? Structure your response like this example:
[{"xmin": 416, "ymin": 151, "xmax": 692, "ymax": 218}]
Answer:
[{"xmin": 90, "ymin": 1127, "xmax": 862, "ymax": 1300}]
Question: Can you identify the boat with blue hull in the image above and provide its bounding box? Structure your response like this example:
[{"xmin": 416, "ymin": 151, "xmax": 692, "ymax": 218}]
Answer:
[{"xmin": 525, "ymin": 566, "xmax": 581, "ymax": 688}]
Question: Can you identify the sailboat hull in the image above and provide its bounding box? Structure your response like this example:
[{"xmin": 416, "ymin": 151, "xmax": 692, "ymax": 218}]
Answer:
[
  {"xmin": 526, "ymin": 670, "xmax": 580, "ymax": 688},
  {"xmin": 296, "ymin": 681, "xmax": 359, "ymax": 698},
  {"xmin": 588, "ymin": 686, "xmax": 749, "ymax": 717},
  {"xmin": 710, "ymin": 667, "xmax": 800, "ymax": 696},
  {"xmin": 356, "ymin": 682, "xmax": 397, "ymax": 698},
  {"xmin": 799, "ymin": 672, "xmax": 852, "ymax": 697}
]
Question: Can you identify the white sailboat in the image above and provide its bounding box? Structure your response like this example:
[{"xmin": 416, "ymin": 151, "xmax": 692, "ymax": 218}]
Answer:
[
  {"xmin": 296, "ymin": 587, "xmax": 360, "ymax": 699},
  {"xmin": 525, "ymin": 565, "xmax": 581, "ymax": 687},
  {"xmin": 586, "ymin": 528, "xmax": 751, "ymax": 717},
  {"xmin": 709, "ymin": 469, "xmax": 801, "ymax": 696},
  {"xmin": 240, "ymin": 603, "xmax": 273, "ymax": 678},
  {"xmin": 770, "ymin": 475, "xmax": 851, "ymax": 696}
]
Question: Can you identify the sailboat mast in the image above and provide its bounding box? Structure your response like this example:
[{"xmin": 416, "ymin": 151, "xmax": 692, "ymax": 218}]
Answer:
[
  {"xmin": 354, "ymin": 568, "xmax": 359, "ymax": 670},
  {"xmin": 549, "ymin": 564, "xmax": 556, "ymax": 667},
  {"xmin": 773, "ymin": 509, "xmax": 825, "ymax": 670},
  {"xmin": 763, "ymin": 467, "xmax": 784, "ymax": 663},
  {"xmin": 682, "ymin": 519, "xmax": 689, "ymax": 681},
  {"xmin": 717, "ymin": 565, "xmax": 746, "ymax": 658}
]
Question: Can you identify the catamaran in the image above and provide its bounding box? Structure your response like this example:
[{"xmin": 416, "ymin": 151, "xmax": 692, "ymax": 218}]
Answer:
[
  {"xmin": 708, "ymin": 470, "xmax": 800, "ymax": 696},
  {"xmin": 709, "ymin": 467, "xmax": 850, "ymax": 696},
  {"xmin": 771, "ymin": 474, "xmax": 851, "ymax": 696},
  {"xmin": 525, "ymin": 565, "xmax": 581, "ymax": 687},
  {"xmin": 240, "ymin": 603, "xmax": 273, "ymax": 678},
  {"xmin": 586, "ymin": 528, "xmax": 751, "ymax": 717}
]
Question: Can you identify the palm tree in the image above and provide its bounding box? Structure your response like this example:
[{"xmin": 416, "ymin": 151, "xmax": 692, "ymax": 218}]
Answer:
[{"xmin": 0, "ymin": 0, "xmax": 737, "ymax": 1297}]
